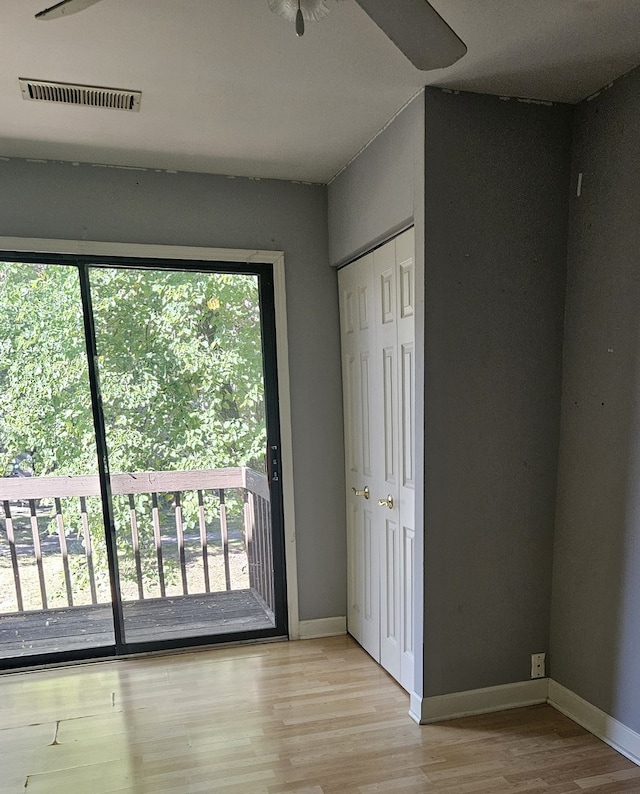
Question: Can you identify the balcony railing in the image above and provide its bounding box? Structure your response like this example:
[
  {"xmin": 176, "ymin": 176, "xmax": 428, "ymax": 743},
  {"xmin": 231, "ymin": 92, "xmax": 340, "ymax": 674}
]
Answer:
[{"xmin": 0, "ymin": 467, "xmax": 274, "ymax": 617}]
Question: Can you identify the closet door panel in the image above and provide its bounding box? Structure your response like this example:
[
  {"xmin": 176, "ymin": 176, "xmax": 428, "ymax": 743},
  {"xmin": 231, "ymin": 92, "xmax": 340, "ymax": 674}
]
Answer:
[
  {"xmin": 339, "ymin": 229, "xmax": 415, "ymax": 690},
  {"xmin": 339, "ymin": 254, "xmax": 380, "ymax": 660}
]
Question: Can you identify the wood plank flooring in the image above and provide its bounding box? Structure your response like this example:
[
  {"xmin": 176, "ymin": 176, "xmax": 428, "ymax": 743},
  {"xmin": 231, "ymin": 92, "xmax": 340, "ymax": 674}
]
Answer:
[
  {"xmin": 0, "ymin": 590, "xmax": 275, "ymax": 659},
  {"xmin": 1, "ymin": 635, "xmax": 638, "ymax": 793}
]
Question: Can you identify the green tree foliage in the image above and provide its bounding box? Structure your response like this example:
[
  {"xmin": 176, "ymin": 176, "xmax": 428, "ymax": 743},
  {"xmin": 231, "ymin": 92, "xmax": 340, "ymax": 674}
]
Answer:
[
  {"xmin": 0, "ymin": 262, "xmax": 266, "ymax": 478},
  {"xmin": 0, "ymin": 263, "xmax": 95, "ymax": 476}
]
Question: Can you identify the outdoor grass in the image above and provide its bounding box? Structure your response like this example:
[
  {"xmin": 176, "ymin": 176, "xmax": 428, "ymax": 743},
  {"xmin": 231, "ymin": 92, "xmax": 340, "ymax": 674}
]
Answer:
[{"xmin": 0, "ymin": 504, "xmax": 251, "ymax": 613}]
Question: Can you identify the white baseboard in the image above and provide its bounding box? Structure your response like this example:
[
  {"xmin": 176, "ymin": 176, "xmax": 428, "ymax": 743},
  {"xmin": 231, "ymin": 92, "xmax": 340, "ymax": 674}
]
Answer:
[
  {"xmin": 410, "ymin": 679, "xmax": 549, "ymax": 725},
  {"xmin": 409, "ymin": 691, "xmax": 423, "ymax": 723},
  {"xmin": 297, "ymin": 616, "xmax": 347, "ymax": 640},
  {"xmin": 548, "ymin": 679, "xmax": 640, "ymax": 767},
  {"xmin": 409, "ymin": 677, "xmax": 640, "ymax": 768}
]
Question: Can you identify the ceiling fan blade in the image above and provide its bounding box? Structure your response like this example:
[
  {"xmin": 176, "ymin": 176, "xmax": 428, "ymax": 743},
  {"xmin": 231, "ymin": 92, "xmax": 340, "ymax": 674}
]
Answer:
[
  {"xmin": 36, "ymin": 0, "xmax": 105, "ymax": 20},
  {"xmin": 354, "ymin": 0, "xmax": 466, "ymax": 71}
]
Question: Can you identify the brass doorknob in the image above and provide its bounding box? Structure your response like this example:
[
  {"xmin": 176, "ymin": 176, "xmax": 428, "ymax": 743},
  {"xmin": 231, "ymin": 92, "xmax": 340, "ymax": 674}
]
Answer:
[
  {"xmin": 352, "ymin": 486, "xmax": 370, "ymax": 500},
  {"xmin": 377, "ymin": 494, "xmax": 394, "ymax": 509}
]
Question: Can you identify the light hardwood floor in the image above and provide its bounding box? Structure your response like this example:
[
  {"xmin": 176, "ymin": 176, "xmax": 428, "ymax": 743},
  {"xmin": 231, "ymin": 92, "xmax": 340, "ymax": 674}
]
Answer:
[{"xmin": 1, "ymin": 635, "xmax": 639, "ymax": 793}]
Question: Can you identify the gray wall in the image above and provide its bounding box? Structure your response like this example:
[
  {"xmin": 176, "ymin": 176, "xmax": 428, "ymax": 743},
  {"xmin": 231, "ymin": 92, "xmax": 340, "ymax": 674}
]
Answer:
[
  {"xmin": 328, "ymin": 93, "xmax": 425, "ymax": 267},
  {"xmin": 423, "ymin": 88, "xmax": 572, "ymax": 696},
  {"xmin": 550, "ymin": 66, "xmax": 640, "ymax": 733},
  {"xmin": 0, "ymin": 157, "xmax": 345, "ymax": 622}
]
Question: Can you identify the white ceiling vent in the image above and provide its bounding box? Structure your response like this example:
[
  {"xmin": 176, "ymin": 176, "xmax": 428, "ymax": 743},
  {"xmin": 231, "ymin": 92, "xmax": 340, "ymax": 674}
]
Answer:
[{"xmin": 19, "ymin": 78, "xmax": 141, "ymax": 111}]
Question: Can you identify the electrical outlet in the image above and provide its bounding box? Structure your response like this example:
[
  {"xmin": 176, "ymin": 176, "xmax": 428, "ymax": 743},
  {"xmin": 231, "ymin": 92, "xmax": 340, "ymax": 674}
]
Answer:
[{"xmin": 531, "ymin": 652, "xmax": 546, "ymax": 679}]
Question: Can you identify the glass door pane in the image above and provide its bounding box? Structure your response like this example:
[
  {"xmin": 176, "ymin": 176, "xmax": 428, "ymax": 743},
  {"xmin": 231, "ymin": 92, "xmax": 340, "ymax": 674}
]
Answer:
[
  {"xmin": 88, "ymin": 266, "xmax": 281, "ymax": 646},
  {"xmin": 0, "ymin": 262, "xmax": 115, "ymax": 661}
]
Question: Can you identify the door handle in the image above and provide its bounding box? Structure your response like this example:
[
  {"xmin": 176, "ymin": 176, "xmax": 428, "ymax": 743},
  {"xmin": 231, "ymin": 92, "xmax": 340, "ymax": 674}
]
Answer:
[
  {"xmin": 352, "ymin": 486, "xmax": 370, "ymax": 500},
  {"xmin": 377, "ymin": 494, "xmax": 394, "ymax": 509}
]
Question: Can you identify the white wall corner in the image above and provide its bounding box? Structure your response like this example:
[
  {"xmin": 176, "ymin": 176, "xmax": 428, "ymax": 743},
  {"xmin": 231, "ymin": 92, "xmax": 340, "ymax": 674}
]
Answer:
[
  {"xmin": 548, "ymin": 680, "xmax": 640, "ymax": 767},
  {"xmin": 297, "ymin": 617, "xmax": 347, "ymax": 640},
  {"xmin": 412, "ymin": 679, "xmax": 549, "ymax": 725}
]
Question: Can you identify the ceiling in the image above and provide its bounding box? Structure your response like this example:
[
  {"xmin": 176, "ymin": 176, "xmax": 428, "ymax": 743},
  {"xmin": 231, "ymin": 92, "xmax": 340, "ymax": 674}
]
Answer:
[{"xmin": 1, "ymin": 0, "xmax": 639, "ymax": 183}]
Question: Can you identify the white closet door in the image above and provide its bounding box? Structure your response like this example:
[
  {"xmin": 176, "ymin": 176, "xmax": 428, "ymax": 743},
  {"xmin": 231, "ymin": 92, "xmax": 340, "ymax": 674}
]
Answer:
[
  {"xmin": 339, "ymin": 229, "xmax": 415, "ymax": 692},
  {"xmin": 373, "ymin": 238, "xmax": 402, "ymax": 682},
  {"xmin": 340, "ymin": 252, "xmax": 381, "ymax": 662},
  {"xmin": 395, "ymin": 229, "xmax": 416, "ymax": 692}
]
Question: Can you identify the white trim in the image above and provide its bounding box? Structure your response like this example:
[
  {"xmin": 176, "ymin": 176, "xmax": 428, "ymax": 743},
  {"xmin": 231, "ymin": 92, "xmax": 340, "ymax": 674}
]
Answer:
[
  {"xmin": 298, "ymin": 617, "xmax": 347, "ymax": 640},
  {"xmin": 548, "ymin": 680, "xmax": 640, "ymax": 767},
  {"xmin": 409, "ymin": 691, "xmax": 423, "ymax": 724},
  {"xmin": 410, "ymin": 679, "xmax": 549, "ymax": 725},
  {"xmin": 0, "ymin": 236, "xmax": 299, "ymax": 641},
  {"xmin": 409, "ymin": 675, "xmax": 640, "ymax": 769},
  {"xmin": 272, "ymin": 254, "xmax": 300, "ymax": 641},
  {"xmin": 0, "ymin": 236, "xmax": 283, "ymax": 264}
]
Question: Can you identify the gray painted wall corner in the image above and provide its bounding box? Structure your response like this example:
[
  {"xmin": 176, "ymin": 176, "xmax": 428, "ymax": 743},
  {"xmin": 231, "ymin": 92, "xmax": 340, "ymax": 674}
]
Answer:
[
  {"xmin": 327, "ymin": 92, "xmax": 425, "ymax": 267},
  {"xmin": 422, "ymin": 88, "xmax": 572, "ymax": 697},
  {"xmin": 550, "ymin": 64, "xmax": 640, "ymax": 734}
]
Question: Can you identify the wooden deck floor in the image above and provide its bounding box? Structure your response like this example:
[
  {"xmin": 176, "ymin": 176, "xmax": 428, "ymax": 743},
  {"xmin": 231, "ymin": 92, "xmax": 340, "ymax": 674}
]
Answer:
[
  {"xmin": 1, "ymin": 636, "xmax": 639, "ymax": 793},
  {"xmin": 0, "ymin": 589, "xmax": 275, "ymax": 659}
]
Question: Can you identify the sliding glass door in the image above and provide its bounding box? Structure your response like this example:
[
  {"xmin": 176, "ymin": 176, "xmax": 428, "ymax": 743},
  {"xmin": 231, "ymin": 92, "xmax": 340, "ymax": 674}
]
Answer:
[
  {"xmin": 0, "ymin": 262, "xmax": 115, "ymax": 659},
  {"xmin": 0, "ymin": 255, "xmax": 287, "ymax": 666}
]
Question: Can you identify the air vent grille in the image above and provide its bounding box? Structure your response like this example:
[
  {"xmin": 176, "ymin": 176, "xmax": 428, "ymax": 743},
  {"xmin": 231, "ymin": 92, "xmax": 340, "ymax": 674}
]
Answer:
[{"xmin": 19, "ymin": 78, "xmax": 141, "ymax": 111}]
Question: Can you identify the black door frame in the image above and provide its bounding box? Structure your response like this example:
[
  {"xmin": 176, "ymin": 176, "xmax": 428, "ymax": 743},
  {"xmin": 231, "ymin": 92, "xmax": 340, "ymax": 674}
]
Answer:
[{"xmin": 0, "ymin": 251, "xmax": 288, "ymax": 669}]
